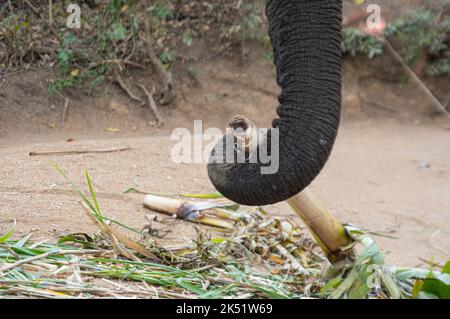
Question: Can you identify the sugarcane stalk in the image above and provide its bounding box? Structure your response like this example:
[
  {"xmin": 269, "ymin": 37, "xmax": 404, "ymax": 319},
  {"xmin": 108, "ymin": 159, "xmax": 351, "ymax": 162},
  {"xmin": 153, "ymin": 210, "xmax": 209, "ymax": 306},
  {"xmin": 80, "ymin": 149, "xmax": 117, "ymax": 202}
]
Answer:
[
  {"xmin": 143, "ymin": 195, "xmax": 235, "ymax": 229},
  {"xmin": 287, "ymin": 189, "xmax": 353, "ymax": 263}
]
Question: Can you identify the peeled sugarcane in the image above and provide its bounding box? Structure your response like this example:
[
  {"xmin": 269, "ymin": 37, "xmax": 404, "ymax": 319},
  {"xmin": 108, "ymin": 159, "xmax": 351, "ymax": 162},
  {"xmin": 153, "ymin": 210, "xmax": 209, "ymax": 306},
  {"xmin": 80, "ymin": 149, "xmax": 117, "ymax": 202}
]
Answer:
[
  {"xmin": 287, "ymin": 190, "xmax": 353, "ymax": 263},
  {"xmin": 143, "ymin": 195, "xmax": 236, "ymax": 230}
]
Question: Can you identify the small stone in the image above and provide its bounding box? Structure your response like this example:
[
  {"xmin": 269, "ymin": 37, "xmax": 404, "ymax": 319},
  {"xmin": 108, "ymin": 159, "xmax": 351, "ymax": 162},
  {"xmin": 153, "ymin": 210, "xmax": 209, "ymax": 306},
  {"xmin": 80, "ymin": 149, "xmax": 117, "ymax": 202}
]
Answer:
[{"xmin": 419, "ymin": 161, "xmax": 431, "ymax": 169}]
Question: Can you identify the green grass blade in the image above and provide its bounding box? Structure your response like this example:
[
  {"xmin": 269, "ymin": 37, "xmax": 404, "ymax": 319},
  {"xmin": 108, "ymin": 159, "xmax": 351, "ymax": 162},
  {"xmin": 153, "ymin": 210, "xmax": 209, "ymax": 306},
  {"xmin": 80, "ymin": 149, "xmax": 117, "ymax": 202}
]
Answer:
[
  {"xmin": 52, "ymin": 164, "xmax": 97, "ymax": 214},
  {"xmin": 85, "ymin": 171, "xmax": 102, "ymax": 217},
  {"xmin": 0, "ymin": 220, "xmax": 16, "ymax": 243}
]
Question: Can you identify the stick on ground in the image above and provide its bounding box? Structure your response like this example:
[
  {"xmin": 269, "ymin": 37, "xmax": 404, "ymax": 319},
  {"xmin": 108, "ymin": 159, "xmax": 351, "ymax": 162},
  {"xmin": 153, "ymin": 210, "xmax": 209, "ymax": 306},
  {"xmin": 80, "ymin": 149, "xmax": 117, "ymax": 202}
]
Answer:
[{"xmin": 29, "ymin": 147, "xmax": 132, "ymax": 157}]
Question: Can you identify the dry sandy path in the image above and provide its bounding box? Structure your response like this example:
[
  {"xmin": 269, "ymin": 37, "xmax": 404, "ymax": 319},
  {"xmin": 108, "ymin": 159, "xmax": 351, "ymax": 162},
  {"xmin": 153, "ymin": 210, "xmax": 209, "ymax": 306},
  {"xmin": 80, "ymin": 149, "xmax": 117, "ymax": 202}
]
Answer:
[{"xmin": 0, "ymin": 121, "xmax": 449, "ymax": 267}]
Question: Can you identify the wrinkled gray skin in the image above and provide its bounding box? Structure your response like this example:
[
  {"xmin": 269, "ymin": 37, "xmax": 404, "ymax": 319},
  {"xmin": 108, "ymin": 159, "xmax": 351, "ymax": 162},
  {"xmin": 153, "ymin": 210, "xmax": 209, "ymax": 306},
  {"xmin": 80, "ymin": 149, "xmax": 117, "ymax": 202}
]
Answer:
[{"xmin": 208, "ymin": 0, "xmax": 343, "ymax": 206}]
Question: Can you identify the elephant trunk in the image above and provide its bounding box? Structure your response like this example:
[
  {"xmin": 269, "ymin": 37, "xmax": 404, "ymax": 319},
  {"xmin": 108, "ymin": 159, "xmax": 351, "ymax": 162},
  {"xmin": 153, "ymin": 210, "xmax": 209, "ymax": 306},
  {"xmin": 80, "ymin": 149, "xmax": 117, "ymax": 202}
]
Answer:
[{"xmin": 208, "ymin": 0, "xmax": 343, "ymax": 206}]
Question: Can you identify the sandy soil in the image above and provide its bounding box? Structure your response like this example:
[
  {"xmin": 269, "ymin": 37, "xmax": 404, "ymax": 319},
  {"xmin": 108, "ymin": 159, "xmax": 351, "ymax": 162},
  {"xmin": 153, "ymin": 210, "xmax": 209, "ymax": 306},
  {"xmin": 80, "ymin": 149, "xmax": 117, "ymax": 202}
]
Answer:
[{"xmin": 0, "ymin": 120, "xmax": 449, "ymax": 267}]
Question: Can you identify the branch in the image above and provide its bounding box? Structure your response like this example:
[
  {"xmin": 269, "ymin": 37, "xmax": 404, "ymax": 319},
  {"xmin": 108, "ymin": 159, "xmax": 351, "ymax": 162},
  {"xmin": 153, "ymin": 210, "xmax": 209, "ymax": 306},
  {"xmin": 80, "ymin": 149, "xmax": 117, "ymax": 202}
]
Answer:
[
  {"xmin": 384, "ymin": 40, "xmax": 449, "ymax": 117},
  {"xmin": 142, "ymin": 15, "xmax": 175, "ymax": 105},
  {"xmin": 29, "ymin": 147, "xmax": 132, "ymax": 156},
  {"xmin": 60, "ymin": 97, "xmax": 70, "ymax": 128},
  {"xmin": 138, "ymin": 84, "xmax": 164, "ymax": 127},
  {"xmin": 115, "ymin": 74, "xmax": 145, "ymax": 106}
]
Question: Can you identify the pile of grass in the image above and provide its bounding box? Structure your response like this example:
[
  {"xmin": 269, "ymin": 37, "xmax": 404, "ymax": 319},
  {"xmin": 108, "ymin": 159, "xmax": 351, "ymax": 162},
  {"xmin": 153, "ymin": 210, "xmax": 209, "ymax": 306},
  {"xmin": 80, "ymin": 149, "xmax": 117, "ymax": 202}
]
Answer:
[
  {"xmin": 0, "ymin": 238, "xmax": 303, "ymax": 299},
  {"xmin": 0, "ymin": 168, "xmax": 449, "ymax": 299},
  {"xmin": 0, "ymin": 169, "xmax": 323, "ymax": 299}
]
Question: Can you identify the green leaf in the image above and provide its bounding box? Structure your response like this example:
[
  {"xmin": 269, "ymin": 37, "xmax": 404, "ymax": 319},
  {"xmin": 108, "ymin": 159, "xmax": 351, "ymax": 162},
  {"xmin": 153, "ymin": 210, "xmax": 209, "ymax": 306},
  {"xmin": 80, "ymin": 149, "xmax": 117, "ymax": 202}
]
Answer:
[
  {"xmin": 442, "ymin": 261, "xmax": 450, "ymax": 274},
  {"xmin": 320, "ymin": 277, "xmax": 343, "ymax": 296},
  {"xmin": 52, "ymin": 164, "xmax": 97, "ymax": 215},
  {"xmin": 210, "ymin": 237, "xmax": 229, "ymax": 244},
  {"xmin": 394, "ymin": 267, "xmax": 450, "ymax": 285},
  {"xmin": 57, "ymin": 233, "xmax": 95, "ymax": 249},
  {"xmin": 187, "ymin": 64, "xmax": 199, "ymax": 80},
  {"xmin": 422, "ymin": 267, "xmax": 450, "ymax": 299},
  {"xmin": 412, "ymin": 280, "xmax": 424, "ymax": 298},
  {"xmin": 150, "ymin": 3, "xmax": 174, "ymax": 20},
  {"xmin": 85, "ymin": 171, "xmax": 101, "ymax": 217},
  {"xmin": 109, "ymin": 22, "xmax": 127, "ymax": 41},
  {"xmin": 182, "ymin": 30, "xmax": 194, "ymax": 47},
  {"xmin": 13, "ymin": 20, "xmax": 30, "ymax": 33},
  {"xmin": 159, "ymin": 50, "xmax": 177, "ymax": 64},
  {"xmin": 395, "ymin": 263, "xmax": 450, "ymax": 299},
  {"xmin": 0, "ymin": 220, "xmax": 16, "ymax": 243},
  {"xmin": 16, "ymin": 233, "xmax": 32, "ymax": 247}
]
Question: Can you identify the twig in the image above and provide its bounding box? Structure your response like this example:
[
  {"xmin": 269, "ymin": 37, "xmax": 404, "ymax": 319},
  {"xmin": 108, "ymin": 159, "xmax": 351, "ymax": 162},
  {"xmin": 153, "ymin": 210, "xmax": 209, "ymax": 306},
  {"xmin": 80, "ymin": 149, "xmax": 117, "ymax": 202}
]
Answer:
[
  {"xmin": 23, "ymin": 0, "xmax": 40, "ymax": 14},
  {"xmin": 419, "ymin": 258, "xmax": 444, "ymax": 269},
  {"xmin": 60, "ymin": 98, "xmax": 70, "ymax": 128},
  {"xmin": 142, "ymin": 15, "xmax": 175, "ymax": 105},
  {"xmin": 48, "ymin": 0, "xmax": 53, "ymax": 26},
  {"xmin": 29, "ymin": 147, "xmax": 132, "ymax": 156},
  {"xmin": 384, "ymin": 40, "xmax": 450, "ymax": 117},
  {"xmin": 116, "ymin": 60, "xmax": 145, "ymax": 70},
  {"xmin": 89, "ymin": 59, "xmax": 145, "ymax": 71},
  {"xmin": 0, "ymin": 250, "xmax": 57, "ymax": 274},
  {"xmin": 55, "ymin": 249, "xmax": 104, "ymax": 255},
  {"xmin": 115, "ymin": 74, "xmax": 145, "ymax": 106},
  {"xmin": 138, "ymin": 84, "xmax": 164, "ymax": 127},
  {"xmin": 7, "ymin": 0, "xmax": 14, "ymax": 18},
  {"xmin": 211, "ymin": 43, "xmax": 234, "ymax": 60}
]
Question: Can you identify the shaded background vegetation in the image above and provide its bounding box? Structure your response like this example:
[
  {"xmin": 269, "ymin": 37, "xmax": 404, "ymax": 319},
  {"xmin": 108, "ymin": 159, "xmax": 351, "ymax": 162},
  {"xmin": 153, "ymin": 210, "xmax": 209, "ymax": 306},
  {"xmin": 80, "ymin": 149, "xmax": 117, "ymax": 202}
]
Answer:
[{"xmin": 1, "ymin": 0, "xmax": 449, "ymax": 98}]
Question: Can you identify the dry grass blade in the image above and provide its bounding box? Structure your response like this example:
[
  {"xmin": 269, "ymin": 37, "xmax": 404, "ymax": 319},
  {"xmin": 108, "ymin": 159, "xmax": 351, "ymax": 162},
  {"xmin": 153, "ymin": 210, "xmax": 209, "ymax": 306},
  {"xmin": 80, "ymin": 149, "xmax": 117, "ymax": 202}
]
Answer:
[{"xmin": 80, "ymin": 202, "xmax": 141, "ymax": 262}]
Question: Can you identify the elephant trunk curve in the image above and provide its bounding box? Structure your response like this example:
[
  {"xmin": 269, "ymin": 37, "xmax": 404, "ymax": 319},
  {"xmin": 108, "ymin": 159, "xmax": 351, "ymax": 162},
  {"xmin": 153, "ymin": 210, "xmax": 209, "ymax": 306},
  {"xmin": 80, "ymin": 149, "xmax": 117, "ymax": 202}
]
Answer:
[{"xmin": 208, "ymin": 0, "xmax": 343, "ymax": 206}]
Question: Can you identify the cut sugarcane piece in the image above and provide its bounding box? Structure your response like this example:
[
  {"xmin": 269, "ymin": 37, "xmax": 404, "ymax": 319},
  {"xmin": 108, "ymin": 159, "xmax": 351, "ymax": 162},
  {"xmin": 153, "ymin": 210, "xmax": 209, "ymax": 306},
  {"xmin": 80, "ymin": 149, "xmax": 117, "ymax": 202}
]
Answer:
[
  {"xmin": 287, "ymin": 189, "xmax": 354, "ymax": 263},
  {"xmin": 143, "ymin": 195, "xmax": 235, "ymax": 229},
  {"xmin": 193, "ymin": 216, "xmax": 235, "ymax": 230},
  {"xmin": 206, "ymin": 208, "xmax": 252, "ymax": 221},
  {"xmin": 143, "ymin": 195, "xmax": 181, "ymax": 215}
]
